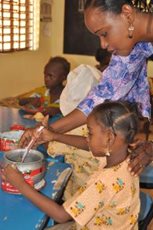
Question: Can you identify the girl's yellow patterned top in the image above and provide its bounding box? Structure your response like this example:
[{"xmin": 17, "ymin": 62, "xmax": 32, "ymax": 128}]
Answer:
[{"xmin": 63, "ymin": 160, "xmax": 139, "ymax": 230}]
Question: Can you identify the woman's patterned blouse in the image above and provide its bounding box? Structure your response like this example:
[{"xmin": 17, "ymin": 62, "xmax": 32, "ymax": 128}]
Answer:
[{"xmin": 78, "ymin": 42, "xmax": 153, "ymax": 119}]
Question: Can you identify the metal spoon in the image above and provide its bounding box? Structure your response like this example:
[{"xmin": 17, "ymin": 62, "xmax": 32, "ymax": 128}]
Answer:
[{"xmin": 21, "ymin": 126, "xmax": 44, "ymax": 163}]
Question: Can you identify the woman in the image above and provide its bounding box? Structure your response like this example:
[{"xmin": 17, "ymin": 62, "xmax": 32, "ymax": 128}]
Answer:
[{"xmin": 20, "ymin": 0, "xmax": 153, "ymax": 175}]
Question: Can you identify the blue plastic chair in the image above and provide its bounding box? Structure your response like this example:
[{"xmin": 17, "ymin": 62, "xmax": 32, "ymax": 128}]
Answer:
[
  {"xmin": 138, "ymin": 163, "xmax": 153, "ymax": 229},
  {"xmin": 139, "ymin": 191, "xmax": 153, "ymax": 229},
  {"xmin": 140, "ymin": 164, "xmax": 153, "ymax": 189}
]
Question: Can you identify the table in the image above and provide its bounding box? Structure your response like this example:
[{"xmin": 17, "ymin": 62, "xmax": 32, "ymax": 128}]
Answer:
[
  {"xmin": 0, "ymin": 106, "xmax": 70, "ymax": 229},
  {"xmin": 0, "ymin": 106, "xmax": 62, "ymax": 132},
  {"xmin": 0, "ymin": 152, "xmax": 72, "ymax": 230},
  {"xmin": 0, "ymin": 106, "xmax": 37, "ymax": 132}
]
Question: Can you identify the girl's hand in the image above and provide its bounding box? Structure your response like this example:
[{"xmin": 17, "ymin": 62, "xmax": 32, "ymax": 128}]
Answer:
[
  {"xmin": 33, "ymin": 127, "xmax": 56, "ymax": 148},
  {"xmin": 19, "ymin": 116, "xmax": 56, "ymax": 148},
  {"xmin": 19, "ymin": 127, "xmax": 56, "ymax": 148},
  {"xmin": 127, "ymin": 141, "xmax": 153, "ymax": 176},
  {"xmin": 2, "ymin": 164, "xmax": 25, "ymax": 189},
  {"xmin": 19, "ymin": 127, "xmax": 39, "ymax": 148}
]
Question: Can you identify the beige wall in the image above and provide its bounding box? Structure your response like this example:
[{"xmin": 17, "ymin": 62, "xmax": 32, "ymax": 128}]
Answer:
[
  {"xmin": 0, "ymin": 25, "xmax": 53, "ymax": 99},
  {"xmin": 148, "ymin": 61, "xmax": 153, "ymax": 78},
  {"xmin": 0, "ymin": 0, "xmax": 96, "ymax": 100},
  {"xmin": 0, "ymin": 0, "xmax": 153, "ymax": 99}
]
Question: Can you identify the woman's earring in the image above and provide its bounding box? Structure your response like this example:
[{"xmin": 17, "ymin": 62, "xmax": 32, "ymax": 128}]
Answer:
[
  {"xmin": 128, "ymin": 24, "xmax": 134, "ymax": 39},
  {"xmin": 105, "ymin": 149, "xmax": 111, "ymax": 157}
]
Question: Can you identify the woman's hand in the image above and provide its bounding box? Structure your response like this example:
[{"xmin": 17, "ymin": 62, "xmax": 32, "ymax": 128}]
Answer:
[
  {"xmin": 2, "ymin": 164, "xmax": 25, "ymax": 189},
  {"xmin": 127, "ymin": 141, "xmax": 153, "ymax": 176}
]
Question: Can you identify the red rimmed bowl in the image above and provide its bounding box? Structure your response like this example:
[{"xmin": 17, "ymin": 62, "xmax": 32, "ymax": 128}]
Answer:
[{"xmin": 1, "ymin": 149, "xmax": 46, "ymax": 194}]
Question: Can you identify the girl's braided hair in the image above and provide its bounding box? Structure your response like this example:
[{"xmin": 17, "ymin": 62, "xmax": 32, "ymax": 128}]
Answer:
[
  {"xmin": 133, "ymin": 0, "xmax": 153, "ymax": 12},
  {"xmin": 91, "ymin": 100, "xmax": 139, "ymax": 144}
]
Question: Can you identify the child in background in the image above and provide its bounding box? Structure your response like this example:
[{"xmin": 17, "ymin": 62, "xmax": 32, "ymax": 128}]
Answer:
[
  {"xmin": 95, "ymin": 48, "xmax": 112, "ymax": 72},
  {"xmin": 18, "ymin": 56, "xmax": 70, "ymax": 117},
  {"xmin": 2, "ymin": 101, "xmax": 140, "ymax": 230}
]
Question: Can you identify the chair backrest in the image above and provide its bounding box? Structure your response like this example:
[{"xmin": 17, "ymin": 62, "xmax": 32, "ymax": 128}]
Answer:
[
  {"xmin": 140, "ymin": 164, "xmax": 153, "ymax": 189},
  {"xmin": 139, "ymin": 191, "xmax": 153, "ymax": 229}
]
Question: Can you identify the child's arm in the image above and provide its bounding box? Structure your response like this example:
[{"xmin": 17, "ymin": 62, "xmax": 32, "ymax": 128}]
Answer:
[
  {"xmin": 52, "ymin": 132, "xmax": 89, "ymax": 151},
  {"xmin": 38, "ymin": 127, "xmax": 89, "ymax": 151},
  {"xmin": 19, "ymin": 97, "xmax": 41, "ymax": 108},
  {"xmin": 2, "ymin": 165, "xmax": 72, "ymax": 223},
  {"xmin": 18, "ymin": 97, "xmax": 31, "ymax": 106},
  {"xmin": 19, "ymin": 111, "xmax": 88, "ymax": 149},
  {"xmin": 42, "ymin": 107, "xmax": 61, "ymax": 117}
]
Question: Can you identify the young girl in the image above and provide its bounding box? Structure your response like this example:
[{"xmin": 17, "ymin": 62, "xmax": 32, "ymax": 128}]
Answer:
[{"xmin": 2, "ymin": 101, "xmax": 140, "ymax": 229}]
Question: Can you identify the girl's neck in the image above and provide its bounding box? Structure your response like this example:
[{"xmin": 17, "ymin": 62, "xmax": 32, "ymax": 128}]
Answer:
[{"xmin": 105, "ymin": 146, "xmax": 128, "ymax": 168}]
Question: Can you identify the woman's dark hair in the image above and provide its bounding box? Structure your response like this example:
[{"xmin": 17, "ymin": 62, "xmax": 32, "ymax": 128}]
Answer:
[
  {"xmin": 84, "ymin": 0, "xmax": 133, "ymax": 14},
  {"xmin": 46, "ymin": 56, "xmax": 70, "ymax": 76},
  {"xmin": 91, "ymin": 100, "xmax": 139, "ymax": 143},
  {"xmin": 84, "ymin": 0, "xmax": 153, "ymax": 13}
]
